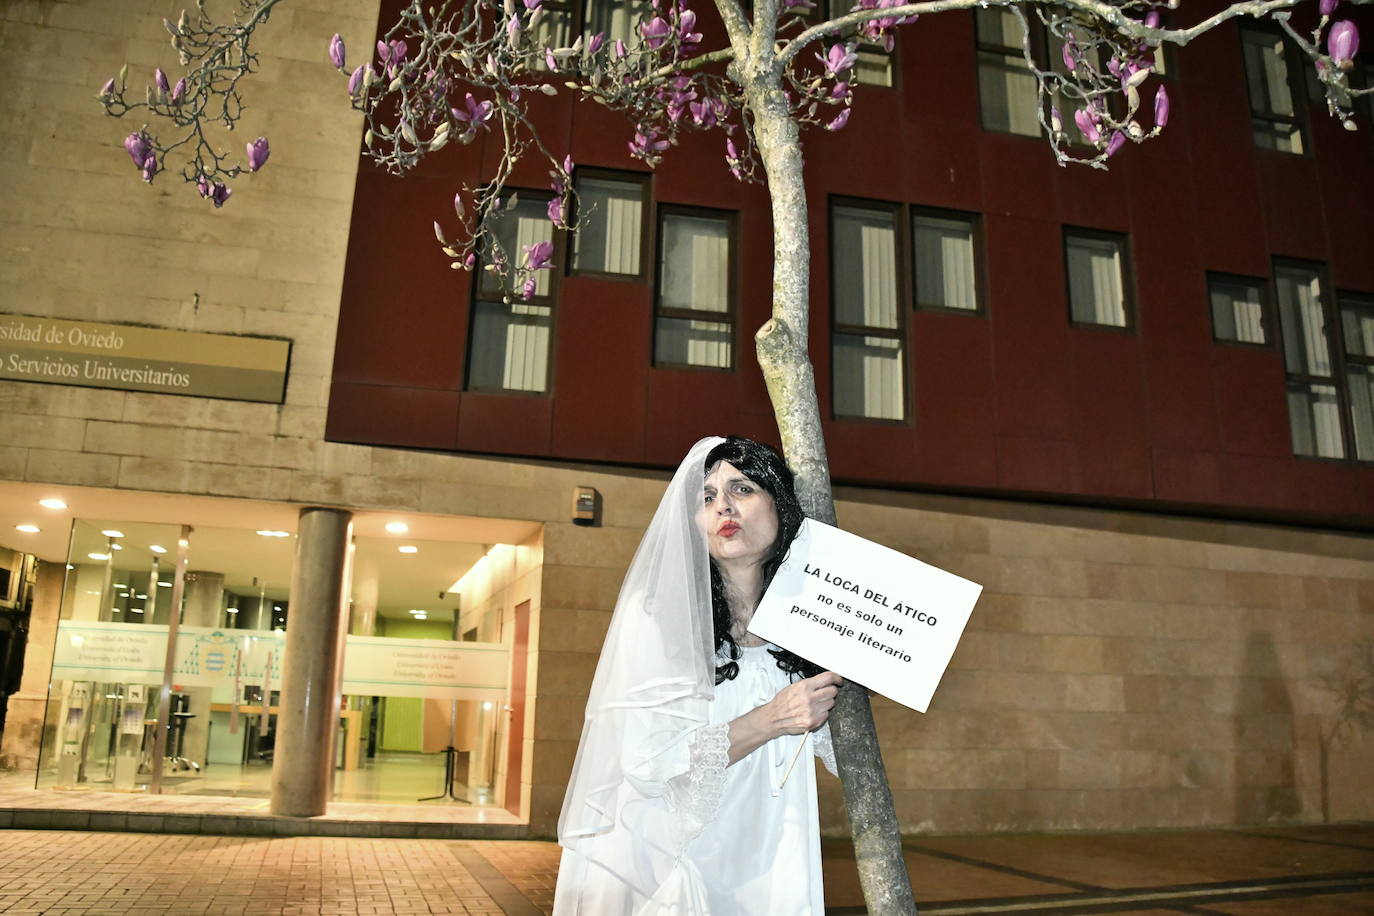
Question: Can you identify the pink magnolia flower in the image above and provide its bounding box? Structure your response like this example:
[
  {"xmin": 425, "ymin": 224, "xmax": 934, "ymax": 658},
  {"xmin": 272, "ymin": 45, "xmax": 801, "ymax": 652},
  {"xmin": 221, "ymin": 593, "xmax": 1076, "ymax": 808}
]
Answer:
[
  {"xmin": 347, "ymin": 65, "xmax": 366, "ymax": 95},
  {"xmin": 452, "ymin": 93, "xmax": 494, "ymax": 130},
  {"xmin": 1328, "ymin": 20, "xmax": 1359, "ymax": 68},
  {"xmin": 154, "ymin": 67, "xmax": 170, "ymax": 94},
  {"xmin": 123, "ymin": 132, "xmax": 151, "ymax": 168},
  {"xmin": 329, "ymin": 34, "xmax": 346, "ymax": 69},
  {"xmin": 209, "ymin": 183, "xmax": 231, "ymax": 207},
  {"xmin": 1105, "ymin": 130, "xmax": 1126, "ymax": 156},
  {"xmin": 1153, "ymin": 84, "xmax": 1170, "ymax": 128},
  {"xmin": 99, "ymin": 77, "xmax": 115, "ymax": 98},
  {"xmin": 825, "ymin": 108, "xmax": 851, "ymax": 131},
  {"xmin": 246, "ymin": 136, "xmax": 270, "ymax": 172},
  {"xmin": 524, "ymin": 240, "xmax": 555, "ymax": 271},
  {"xmin": 1074, "ymin": 108, "xmax": 1101, "ymax": 144},
  {"xmin": 640, "ymin": 17, "xmax": 671, "ymax": 50},
  {"xmin": 678, "ymin": 9, "xmax": 702, "ymax": 48},
  {"xmin": 1320, "ymin": 0, "xmax": 1338, "ymax": 16},
  {"xmin": 170, "ymin": 78, "xmax": 186, "ymax": 105},
  {"xmin": 587, "ymin": 32, "xmax": 605, "ymax": 55},
  {"xmin": 820, "ymin": 42, "xmax": 858, "ymax": 76}
]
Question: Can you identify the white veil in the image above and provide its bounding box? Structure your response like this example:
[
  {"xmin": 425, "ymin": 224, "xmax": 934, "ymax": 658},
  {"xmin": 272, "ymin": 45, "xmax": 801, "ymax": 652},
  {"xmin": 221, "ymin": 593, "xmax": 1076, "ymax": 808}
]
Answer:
[{"xmin": 558, "ymin": 435, "xmax": 723, "ymax": 848}]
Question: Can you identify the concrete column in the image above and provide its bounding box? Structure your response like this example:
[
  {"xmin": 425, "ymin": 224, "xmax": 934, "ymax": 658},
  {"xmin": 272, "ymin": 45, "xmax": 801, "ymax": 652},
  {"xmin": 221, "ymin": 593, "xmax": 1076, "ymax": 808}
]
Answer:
[
  {"xmin": 180, "ymin": 571, "xmax": 224, "ymax": 768},
  {"xmin": 270, "ymin": 507, "xmax": 351, "ymax": 817},
  {"xmin": 1, "ymin": 561, "xmax": 65, "ymax": 771}
]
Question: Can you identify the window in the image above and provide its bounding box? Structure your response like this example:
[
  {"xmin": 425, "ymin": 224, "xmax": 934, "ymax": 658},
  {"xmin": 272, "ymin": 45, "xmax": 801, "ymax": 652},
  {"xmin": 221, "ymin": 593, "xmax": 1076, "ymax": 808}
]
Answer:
[
  {"xmin": 976, "ymin": 8, "xmax": 1041, "ymax": 136},
  {"xmin": 654, "ymin": 208, "xmax": 736, "ymax": 369},
  {"xmin": 831, "ymin": 201, "xmax": 905, "ymax": 421},
  {"xmin": 1208, "ymin": 273, "xmax": 1270, "ymax": 345},
  {"xmin": 584, "ymin": 0, "xmax": 643, "ymax": 45},
  {"xmin": 821, "ymin": 0, "xmax": 895, "ymax": 87},
  {"xmin": 466, "ymin": 193, "xmax": 558, "ymax": 393},
  {"xmin": 1065, "ymin": 230, "xmax": 1131, "ymax": 328},
  {"xmin": 1275, "ymin": 262, "xmax": 1342, "ymax": 457},
  {"xmin": 1341, "ymin": 293, "xmax": 1374, "ymax": 460},
  {"xmin": 912, "ymin": 209, "xmax": 981, "ymax": 312},
  {"xmin": 1240, "ymin": 27, "xmax": 1305, "ymax": 154},
  {"xmin": 571, "ymin": 171, "xmax": 648, "ymax": 278}
]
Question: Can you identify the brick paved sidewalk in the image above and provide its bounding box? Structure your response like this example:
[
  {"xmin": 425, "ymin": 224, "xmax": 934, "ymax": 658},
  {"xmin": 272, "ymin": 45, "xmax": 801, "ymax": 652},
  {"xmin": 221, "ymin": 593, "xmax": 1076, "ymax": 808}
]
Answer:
[{"xmin": 0, "ymin": 824, "xmax": 1370, "ymax": 914}]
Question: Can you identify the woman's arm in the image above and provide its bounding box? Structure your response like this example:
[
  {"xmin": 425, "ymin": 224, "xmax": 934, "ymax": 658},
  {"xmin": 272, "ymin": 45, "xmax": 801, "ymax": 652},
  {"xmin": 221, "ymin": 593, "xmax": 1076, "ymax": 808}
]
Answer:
[{"xmin": 725, "ymin": 671, "xmax": 843, "ymax": 766}]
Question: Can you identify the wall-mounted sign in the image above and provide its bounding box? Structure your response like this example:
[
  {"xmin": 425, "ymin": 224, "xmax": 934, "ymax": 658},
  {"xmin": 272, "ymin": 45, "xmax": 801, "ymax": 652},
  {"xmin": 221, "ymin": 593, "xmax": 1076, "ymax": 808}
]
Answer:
[{"xmin": 0, "ymin": 313, "xmax": 290, "ymax": 403}]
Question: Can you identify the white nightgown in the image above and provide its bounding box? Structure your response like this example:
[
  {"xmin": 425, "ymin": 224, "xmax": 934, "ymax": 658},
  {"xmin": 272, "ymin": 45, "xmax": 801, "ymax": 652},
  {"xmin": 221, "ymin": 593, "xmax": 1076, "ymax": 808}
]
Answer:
[{"xmin": 554, "ymin": 643, "xmax": 837, "ymax": 915}]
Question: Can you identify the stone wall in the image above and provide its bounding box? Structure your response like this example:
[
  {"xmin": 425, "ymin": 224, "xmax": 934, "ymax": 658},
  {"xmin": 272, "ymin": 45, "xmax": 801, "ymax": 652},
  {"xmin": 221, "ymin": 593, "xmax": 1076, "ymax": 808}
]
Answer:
[{"xmin": 813, "ymin": 492, "xmax": 1374, "ymax": 834}]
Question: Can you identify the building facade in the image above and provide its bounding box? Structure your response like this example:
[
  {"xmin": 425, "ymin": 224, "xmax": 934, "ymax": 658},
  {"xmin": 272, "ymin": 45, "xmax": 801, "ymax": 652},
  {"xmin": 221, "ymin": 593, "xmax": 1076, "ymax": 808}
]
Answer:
[{"xmin": 1, "ymin": 0, "xmax": 1372, "ymax": 836}]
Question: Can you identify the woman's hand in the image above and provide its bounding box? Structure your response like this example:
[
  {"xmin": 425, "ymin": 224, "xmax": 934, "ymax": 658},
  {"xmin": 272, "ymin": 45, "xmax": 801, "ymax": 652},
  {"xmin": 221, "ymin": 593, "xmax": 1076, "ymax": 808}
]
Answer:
[
  {"xmin": 767, "ymin": 671, "xmax": 843, "ymax": 736},
  {"xmin": 725, "ymin": 671, "xmax": 844, "ymax": 765}
]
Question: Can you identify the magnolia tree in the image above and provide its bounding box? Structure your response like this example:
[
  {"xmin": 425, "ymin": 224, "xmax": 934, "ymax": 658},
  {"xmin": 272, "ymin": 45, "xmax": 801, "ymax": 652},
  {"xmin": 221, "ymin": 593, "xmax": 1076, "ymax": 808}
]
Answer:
[{"xmin": 99, "ymin": 0, "xmax": 1366, "ymax": 909}]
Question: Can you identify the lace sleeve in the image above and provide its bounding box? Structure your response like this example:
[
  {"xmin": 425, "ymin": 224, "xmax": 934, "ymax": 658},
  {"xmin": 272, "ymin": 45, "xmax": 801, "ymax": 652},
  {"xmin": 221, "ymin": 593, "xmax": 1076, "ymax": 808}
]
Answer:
[
  {"xmin": 812, "ymin": 723, "xmax": 838, "ymax": 777},
  {"xmin": 666, "ymin": 722, "xmax": 731, "ymax": 848}
]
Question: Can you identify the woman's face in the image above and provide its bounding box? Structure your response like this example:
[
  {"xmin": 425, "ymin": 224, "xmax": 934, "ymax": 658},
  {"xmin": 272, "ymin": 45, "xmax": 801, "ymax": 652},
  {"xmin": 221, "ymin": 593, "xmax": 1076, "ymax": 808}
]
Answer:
[{"xmin": 700, "ymin": 460, "xmax": 779, "ymax": 569}]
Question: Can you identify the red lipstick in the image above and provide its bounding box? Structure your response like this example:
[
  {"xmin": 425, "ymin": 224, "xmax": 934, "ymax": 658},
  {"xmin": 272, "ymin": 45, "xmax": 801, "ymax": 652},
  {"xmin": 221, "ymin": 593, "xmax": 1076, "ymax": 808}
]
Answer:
[{"xmin": 718, "ymin": 521, "xmax": 740, "ymax": 537}]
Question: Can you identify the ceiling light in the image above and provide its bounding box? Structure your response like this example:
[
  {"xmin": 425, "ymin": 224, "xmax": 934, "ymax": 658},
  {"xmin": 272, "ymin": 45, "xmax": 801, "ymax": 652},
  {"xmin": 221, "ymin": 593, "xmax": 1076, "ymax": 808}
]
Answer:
[
  {"xmin": 130, "ymin": 608, "xmax": 143, "ymax": 614},
  {"xmin": 15, "ymin": 524, "xmax": 39, "ymax": 534},
  {"xmin": 413, "ymin": 614, "xmax": 428, "ymax": 620},
  {"xmin": 226, "ymin": 608, "xmax": 239, "ymax": 615},
  {"xmin": 149, "ymin": 545, "xmax": 167, "ymax": 554},
  {"xmin": 39, "ymin": 498, "xmax": 67, "ymax": 510},
  {"xmin": 408, "ymin": 609, "xmax": 426, "ymax": 616},
  {"xmin": 101, "ymin": 529, "xmax": 124, "ymax": 538},
  {"xmin": 157, "ymin": 581, "xmax": 171, "ymax": 588},
  {"xmin": 398, "ymin": 545, "xmax": 418, "ymax": 554},
  {"xmin": 273, "ymin": 605, "xmax": 282, "ymax": 612},
  {"xmin": 88, "ymin": 553, "xmax": 110, "ymax": 561},
  {"xmin": 111, "ymin": 544, "xmax": 122, "ymax": 550},
  {"xmin": 385, "ymin": 521, "xmax": 409, "ymax": 534},
  {"xmin": 135, "ymin": 593, "xmax": 146, "ymax": 599},
  {"xmin": 256, "ymin": 530, "xmax": 290, "ymax": 538}
]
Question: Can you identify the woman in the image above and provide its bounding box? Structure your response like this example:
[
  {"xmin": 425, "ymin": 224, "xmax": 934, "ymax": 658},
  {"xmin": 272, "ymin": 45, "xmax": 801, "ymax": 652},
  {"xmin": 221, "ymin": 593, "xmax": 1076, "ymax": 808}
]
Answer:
[{"xmin": 555, "ymin": 436, "xmax": 843, "ymax": 915}]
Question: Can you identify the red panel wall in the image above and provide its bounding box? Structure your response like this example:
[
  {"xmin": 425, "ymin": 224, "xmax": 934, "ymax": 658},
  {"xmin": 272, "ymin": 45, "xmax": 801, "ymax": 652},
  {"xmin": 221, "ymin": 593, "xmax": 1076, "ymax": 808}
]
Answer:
[{"xmin": 328, "ymin": 0, "xmax": 1374, "ymax": 528}]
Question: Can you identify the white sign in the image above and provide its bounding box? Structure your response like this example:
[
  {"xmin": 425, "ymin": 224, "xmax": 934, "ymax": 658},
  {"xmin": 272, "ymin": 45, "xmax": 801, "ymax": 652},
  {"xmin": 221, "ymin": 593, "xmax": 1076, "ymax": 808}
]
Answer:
[
  {"xmin": 748, "ymin": 519, "xmax": 981, "ymax": 713},
  {"xmin": 52, "ymin": 622, "xmax": 509, "ymax": 701},
  {"xmin": 342, "ymin": 636, "xmax": 509, "ymax": 700}
]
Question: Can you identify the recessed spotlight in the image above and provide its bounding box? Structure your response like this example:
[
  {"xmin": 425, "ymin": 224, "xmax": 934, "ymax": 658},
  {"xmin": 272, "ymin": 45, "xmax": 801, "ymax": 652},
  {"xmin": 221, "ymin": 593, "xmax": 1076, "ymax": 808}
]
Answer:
[
  {"xmin": 130, "ymin": 608, "xmax": 143, "ymax": 614},
  {"xmin": 39, "ymin": 498, "xmax": 67, "ymax": 510},
  {"xmin": 398, "ymin": 545, "xmax": 418, "ymax": 554},
  {"xmin": 226, "ymin": 608, "xmax": 239, "ymax": 615},
  {"xmin": 413, "ymin": 613, "xmax": 428, "ymax": 620},
  {"xmin": 157, "ymin": 581, "xmax": 171, "ymax": 588},
  {"xmin": 149, "ymin": 544, "xmax": 167, "ymax": 554},
  {"xmin": 88, "ymin": 553, "xmax": 110, "ymax": 561},
  {"xmin": 385, "ymin": 521, "xmax": 409, "ymax": 534},
  {"xmin": 408, "ymin": 609, "xmax": 427, "ymax": 616},
  {"xmin": 273, "ymin": 605, "xmax": 282, "ymax": 612},
  {"xmin": 111, "ymin": 544, "xmax": 122, "ymax": 550},
  {"xmin": 135, "ymin": 593, "xmax": 146, "ymax": 599},
  {"xmin": 101, "ymin": 529, "xmax": 124, "ymax": 538},
  {"xmin": 15, "ymin": 524, "xmax": 39, "ymax": 534}
]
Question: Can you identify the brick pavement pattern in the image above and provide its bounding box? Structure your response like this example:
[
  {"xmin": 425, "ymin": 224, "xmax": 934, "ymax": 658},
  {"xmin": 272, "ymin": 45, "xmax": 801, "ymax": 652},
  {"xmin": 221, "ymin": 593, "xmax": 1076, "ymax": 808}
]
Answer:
[
  {"xmin": 0, "ymin": 826, "xmax": 1371, "ymax": 914},
  {"xmin": 0, "ymin": 831, "xmax": 560, "ymax": 916}
]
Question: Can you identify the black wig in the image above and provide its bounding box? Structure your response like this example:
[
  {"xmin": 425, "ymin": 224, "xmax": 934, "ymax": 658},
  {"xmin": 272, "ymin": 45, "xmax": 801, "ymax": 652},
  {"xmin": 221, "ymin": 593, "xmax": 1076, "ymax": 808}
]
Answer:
[{"xmin": 704, "ymin": 436, "xmax": 823, "ymax": 684}]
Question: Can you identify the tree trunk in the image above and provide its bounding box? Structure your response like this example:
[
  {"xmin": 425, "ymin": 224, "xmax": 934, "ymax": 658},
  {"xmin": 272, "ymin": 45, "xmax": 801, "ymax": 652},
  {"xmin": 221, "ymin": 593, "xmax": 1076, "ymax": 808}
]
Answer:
[{"xmin": 747, "ymin": 77, "xmax": 919, "ymax": 916}]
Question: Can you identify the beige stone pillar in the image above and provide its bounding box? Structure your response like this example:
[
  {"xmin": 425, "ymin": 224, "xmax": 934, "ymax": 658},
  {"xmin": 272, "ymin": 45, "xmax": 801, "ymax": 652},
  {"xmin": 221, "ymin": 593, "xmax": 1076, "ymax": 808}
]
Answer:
[
  {"xmin": 1, "ymin": 561, "xmax": 65, "ymax": 771},
  {"xmin": 270, "ymin": 507, "xmax": 351, "ymax": 817},
  {"xmin": 179, "ymin": 571, "xmax": 224, "ymax": 768}
]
